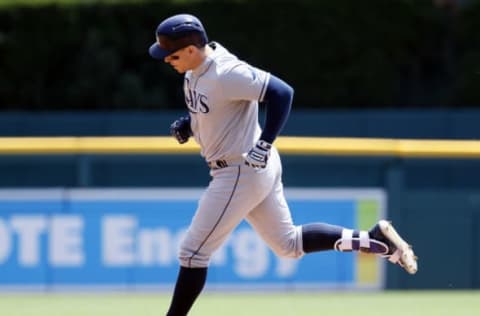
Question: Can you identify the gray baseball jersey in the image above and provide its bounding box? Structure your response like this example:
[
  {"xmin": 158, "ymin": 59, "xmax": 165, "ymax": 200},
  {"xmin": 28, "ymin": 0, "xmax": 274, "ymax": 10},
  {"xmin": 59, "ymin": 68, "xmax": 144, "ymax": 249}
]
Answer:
[
  {"xmin": 185, "ymin": 42, "xmax": 268, "ymax": 162},
  {"xmin": 179, "ymin": 42, "xmax": 303, "ymax": 268}
]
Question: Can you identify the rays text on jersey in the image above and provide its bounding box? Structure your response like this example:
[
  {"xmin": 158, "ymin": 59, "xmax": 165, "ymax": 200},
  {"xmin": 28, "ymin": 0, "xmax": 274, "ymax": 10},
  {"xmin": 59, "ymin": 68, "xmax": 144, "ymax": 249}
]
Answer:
[{"xmin": 185, "ymin": 89, "xmax": 210, "ymax": 114}]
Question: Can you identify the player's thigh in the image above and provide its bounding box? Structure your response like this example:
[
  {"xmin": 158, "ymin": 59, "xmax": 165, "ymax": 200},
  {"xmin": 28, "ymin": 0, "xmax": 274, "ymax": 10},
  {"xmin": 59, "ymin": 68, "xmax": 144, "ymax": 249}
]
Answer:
[
  {"xmin": 246, "ymin": 181, "xmax": 303, "ymax": 258},
  {"xmin": 181, "ymin": 165, "xmax": 274, "ymax": 265},
  {"xmin": 189, "ymin": 165, "xmax": 273, "ymax": 242}
]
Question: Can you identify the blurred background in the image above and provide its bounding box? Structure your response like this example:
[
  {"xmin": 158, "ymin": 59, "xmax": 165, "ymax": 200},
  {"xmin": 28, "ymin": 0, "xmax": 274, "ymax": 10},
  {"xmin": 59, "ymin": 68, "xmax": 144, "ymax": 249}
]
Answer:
[{"xmin": 0, "ymin": 0, "xmax": 479, "ymax": 302}]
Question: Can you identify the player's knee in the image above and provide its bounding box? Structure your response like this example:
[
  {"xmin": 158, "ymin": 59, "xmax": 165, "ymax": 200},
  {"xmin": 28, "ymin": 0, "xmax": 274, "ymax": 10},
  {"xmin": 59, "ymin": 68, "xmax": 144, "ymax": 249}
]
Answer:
[
  {"xmin": 273, "ymin": 247, "xmax": 302, "ymax": 258},
  {"xmin": 271, "ymin": 226, "xmax": 304, "ymax": 259},
  {"xmin": 178, "ymin": 248, "xmax": 210, "ymax": 268}
]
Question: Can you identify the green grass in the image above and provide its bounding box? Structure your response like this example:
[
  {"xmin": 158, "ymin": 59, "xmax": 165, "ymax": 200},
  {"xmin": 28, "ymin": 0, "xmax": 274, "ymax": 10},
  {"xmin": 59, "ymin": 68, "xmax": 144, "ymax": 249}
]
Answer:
[{"xmin": 0, "ymin": 291, "xmax": 479, "ymax": 316}]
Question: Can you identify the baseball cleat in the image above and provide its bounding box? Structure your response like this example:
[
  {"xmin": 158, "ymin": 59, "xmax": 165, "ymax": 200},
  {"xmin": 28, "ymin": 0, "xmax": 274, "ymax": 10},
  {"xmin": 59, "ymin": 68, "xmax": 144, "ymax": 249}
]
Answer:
[{"xmin": 369, "ymin": 220, "xmax": 418, "ymax": 274}]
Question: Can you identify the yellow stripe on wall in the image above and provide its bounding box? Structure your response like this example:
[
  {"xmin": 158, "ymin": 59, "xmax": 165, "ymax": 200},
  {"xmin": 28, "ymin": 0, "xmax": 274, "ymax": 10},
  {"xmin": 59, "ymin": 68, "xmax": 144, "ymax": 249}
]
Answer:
[{"xmin": 0, "ymin": 136, "xmax": 478, "ymax": 158}]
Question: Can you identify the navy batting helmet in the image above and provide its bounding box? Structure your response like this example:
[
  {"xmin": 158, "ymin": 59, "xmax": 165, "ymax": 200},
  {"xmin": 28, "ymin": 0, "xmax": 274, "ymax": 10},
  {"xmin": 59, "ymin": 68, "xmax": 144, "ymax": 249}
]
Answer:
[{"xmin": 149, "ymin": 14, "xmax": 208, "ymax": 60}]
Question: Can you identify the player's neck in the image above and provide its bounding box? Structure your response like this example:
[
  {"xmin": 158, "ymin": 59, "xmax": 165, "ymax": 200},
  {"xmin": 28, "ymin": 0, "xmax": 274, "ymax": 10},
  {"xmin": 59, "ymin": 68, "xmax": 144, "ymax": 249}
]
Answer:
[
  {"xmin": 204, "ymin": 44, "xmax": 214, "ymax": 57},
  {"xmin": 190, "ymin": 45, "xmax": 213, "ymax": 71}
]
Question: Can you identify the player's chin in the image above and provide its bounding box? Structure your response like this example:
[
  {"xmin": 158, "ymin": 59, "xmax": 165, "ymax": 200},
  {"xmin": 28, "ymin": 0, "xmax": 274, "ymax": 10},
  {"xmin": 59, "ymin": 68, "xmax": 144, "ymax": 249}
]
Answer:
[{"xmin": 171, "ymin": 66, "xmax": 186, "ymax": 74}]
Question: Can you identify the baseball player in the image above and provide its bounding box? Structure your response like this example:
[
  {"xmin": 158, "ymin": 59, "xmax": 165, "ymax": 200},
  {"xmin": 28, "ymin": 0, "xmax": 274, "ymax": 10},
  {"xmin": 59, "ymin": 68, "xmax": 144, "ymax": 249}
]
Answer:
[{"xmin": 149, "ymin": 14, "xmax": 417, "ymax": 316}]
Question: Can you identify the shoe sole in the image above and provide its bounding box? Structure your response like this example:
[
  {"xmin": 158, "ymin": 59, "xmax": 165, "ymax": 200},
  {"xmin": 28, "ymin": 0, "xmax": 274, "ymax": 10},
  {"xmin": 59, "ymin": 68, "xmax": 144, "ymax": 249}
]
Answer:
[{"xmin": 378, "ymin": 220, "xmax": 418, "ymax": 274}]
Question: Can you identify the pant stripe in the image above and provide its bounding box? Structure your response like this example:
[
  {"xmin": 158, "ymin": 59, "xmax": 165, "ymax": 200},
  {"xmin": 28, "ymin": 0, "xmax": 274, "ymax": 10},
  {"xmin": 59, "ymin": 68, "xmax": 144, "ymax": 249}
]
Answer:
[{"xmin": 187, "ymin": 165, "xmax": 241, "ymax": 267}]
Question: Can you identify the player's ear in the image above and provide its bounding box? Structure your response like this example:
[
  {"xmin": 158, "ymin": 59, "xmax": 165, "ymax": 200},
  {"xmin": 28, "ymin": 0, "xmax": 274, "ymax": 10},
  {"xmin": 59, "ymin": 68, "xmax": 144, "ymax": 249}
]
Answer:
[{"xmin": 186, "ymin": 45, "xmax": 195, "ymax": 55}]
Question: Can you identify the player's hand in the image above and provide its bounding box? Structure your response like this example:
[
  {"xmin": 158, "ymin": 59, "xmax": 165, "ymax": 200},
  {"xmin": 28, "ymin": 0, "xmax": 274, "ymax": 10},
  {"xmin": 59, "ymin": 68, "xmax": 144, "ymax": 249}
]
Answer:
[
  {"xmin": 243, "ymin": 140, "xmax": 272, "ymax": 169},
  {"xmin": 170, "ymin": 116, "xmax": 193, "ymax": 144}
]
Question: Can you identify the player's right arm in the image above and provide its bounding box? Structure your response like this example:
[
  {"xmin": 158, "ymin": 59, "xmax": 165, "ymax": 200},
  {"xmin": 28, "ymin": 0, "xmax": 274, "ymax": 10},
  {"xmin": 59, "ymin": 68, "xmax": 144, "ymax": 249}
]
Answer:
[{"xmin": 220, "ymin": 65, "xmax": 294, "ymax": 167}]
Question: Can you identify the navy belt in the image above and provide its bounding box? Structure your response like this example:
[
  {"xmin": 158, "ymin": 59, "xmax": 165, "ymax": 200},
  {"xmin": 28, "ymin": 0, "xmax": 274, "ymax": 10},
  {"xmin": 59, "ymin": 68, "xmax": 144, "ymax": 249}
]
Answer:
[{"xmin": 207, "ymin": 159, "xmax": 229, "ymax": 169}]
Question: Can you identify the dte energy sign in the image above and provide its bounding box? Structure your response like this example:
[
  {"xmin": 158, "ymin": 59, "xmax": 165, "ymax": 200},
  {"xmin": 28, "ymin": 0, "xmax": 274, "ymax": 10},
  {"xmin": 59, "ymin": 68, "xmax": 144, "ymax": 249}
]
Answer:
[{"xmin": 0, "ymin": 189, "xmax": 385, "ymax": 290}]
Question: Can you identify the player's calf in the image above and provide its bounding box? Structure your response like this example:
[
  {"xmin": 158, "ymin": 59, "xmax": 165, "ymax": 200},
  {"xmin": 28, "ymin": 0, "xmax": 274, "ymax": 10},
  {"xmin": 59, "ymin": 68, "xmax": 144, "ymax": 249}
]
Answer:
[
  {"xmin": 301, "ymin": 221, "xmax": 417, "ymax": 274},
  {"xmin": 302, "ymin": 223, "xmax": 390, "ymax": 254}
]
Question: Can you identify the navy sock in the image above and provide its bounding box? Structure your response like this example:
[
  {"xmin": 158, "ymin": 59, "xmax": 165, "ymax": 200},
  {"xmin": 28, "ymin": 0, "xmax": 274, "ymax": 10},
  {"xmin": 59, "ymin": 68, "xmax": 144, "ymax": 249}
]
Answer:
[
  {"xmin": 166, "ymin": 266, "xmax": 207, "ymax": 316},
  {"xmin": 302, "ymin": 223, "xmax": 359, "ymax": 253}
]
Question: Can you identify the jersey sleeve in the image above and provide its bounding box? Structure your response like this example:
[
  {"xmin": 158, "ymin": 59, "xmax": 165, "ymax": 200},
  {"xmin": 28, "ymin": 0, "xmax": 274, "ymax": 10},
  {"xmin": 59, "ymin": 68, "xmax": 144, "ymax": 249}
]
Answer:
[{"xmin": 219, "ymin": 64, "xmax": 270, "ymax": 102}]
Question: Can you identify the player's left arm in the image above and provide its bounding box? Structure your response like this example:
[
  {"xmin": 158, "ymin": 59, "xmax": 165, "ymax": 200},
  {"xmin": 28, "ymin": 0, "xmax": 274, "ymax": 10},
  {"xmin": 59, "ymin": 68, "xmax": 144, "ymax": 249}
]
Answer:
[
  {"xmin": 259, "ymin": 74, "xmax": 293, "ymax": 144},
  {"xmin": 244, "ymin": 74, "xmax": 294, "ymax": 168}
]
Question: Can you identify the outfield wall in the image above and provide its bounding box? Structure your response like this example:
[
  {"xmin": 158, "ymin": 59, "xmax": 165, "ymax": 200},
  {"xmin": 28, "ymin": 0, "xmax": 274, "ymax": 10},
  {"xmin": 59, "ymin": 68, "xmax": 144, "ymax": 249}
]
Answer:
[
  {"xmin": 0, "ymin": 139, "xmax": 479, "ymax": 290},
  {"xmin": 0, "ymin": 110, "xmax": 479, "ymax": 290}
]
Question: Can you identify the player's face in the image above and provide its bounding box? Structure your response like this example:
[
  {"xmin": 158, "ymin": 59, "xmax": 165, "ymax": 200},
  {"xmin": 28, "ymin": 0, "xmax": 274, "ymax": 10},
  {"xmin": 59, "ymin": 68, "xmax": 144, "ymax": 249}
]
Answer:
[{"xmin": 164, "ymin": 46, "xmax": 196, "ymax": 73}]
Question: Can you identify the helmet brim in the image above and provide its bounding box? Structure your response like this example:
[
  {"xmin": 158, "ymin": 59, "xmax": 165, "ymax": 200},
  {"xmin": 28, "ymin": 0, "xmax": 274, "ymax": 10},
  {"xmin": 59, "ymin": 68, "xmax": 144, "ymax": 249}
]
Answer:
[{"xmin": 149, "ymin": 42, "xmax": 171, "ymax": 60}]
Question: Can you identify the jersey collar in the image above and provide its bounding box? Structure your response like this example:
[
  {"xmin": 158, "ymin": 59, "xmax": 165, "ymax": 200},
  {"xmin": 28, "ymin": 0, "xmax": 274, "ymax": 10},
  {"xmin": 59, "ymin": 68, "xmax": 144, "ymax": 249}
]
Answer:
[{"xmin": 191, "ymin": 42, "xmax": 223, "ymax": 75}]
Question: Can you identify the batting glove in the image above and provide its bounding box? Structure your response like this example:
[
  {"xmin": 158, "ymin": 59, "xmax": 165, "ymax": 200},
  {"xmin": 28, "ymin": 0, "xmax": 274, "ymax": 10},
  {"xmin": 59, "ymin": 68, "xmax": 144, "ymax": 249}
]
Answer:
[
  {"xmin": 170, "ymin": 116, "xmax": 193, "ymax": 144},
  {"xmin": 243, "ymin": 140, "xmax": 272, "ymax": 169}
]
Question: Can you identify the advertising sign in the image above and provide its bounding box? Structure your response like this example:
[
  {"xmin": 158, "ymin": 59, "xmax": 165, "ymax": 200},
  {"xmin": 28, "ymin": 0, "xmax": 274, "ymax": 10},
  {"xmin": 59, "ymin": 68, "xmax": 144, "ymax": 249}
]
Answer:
[{"xmin": 0, "ymin": 188, "xmax": 385, "ymax": 291}]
